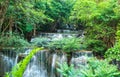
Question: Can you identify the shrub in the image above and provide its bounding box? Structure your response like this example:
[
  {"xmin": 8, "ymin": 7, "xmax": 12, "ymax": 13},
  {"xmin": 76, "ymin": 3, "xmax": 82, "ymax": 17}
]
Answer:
[
  {"xmin": 31, "ymin": 37, "xmax": 50, "ymax": 48},
  {"xmin": 48, "ymin": 38, "xmax": 65, "ymax": 50},
  {"xmin": 81, "ymin": 58, "xmax": 120, "ymax": 77},
  {"xmin": 62, "ymin": 37, "xmax": 81, "ymax": 53},
  {"xmin": 0, "ymin": 32, "xmax": 30, "ymax": 47},
  {"xmin": 105, "ymin": 42, "xmax": 120, "ymax": 61},
  {"xmin": 48, "ymin": 37, "xmax": 81, "ymax": 53},
  {"xmin": 82, "ymin": 39, "xmax": 107, "ymax": 54},
  {"xmin": 57, "ymin": 58, "xmax": 120, "ymax": 77},
  {"xmin": 57, "ymin": 62, "xmax": 79, "ymax": 77}
]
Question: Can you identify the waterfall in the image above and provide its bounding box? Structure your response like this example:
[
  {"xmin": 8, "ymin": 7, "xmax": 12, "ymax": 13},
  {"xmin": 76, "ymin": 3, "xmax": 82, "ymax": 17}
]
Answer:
[
  {"xmin": 0, "ymin": 31, "xmax": 91, "ymax": 77},
  {"xmin": 71, "ymin": 51, "xmax": 93, "ymax": 69},
  {"xmin": 22, "ymin": 50, "xmax": 67, "ymax": 77},
  {"xmin": 50, "ymin": 54, "xmax": 57, "ymax": 77},
  {"xmin": 0, "ymin": 50, "xmax": 16, "ymax": 77},
  {"xmin": 23, "ymin": 51, "xmax": 48, "ymax": 77},
  {"xmin": 50, "ymin": 53, "xmax": 67, "ymax": 77},
  {"xmin": 0, "ymin": 49, "xmax": 92, "ymax": 77}
]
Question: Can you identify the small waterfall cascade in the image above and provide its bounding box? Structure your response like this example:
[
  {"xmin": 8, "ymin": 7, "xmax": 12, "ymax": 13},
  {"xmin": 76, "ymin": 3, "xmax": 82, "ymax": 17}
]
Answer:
[
  {"xmin": 49, "ymin": 53, "xmax": 67, "ymax": 77},
  {"xmin": 23, "ymin": 51, "xmax": 48, "ymax": 77},
  {"xmin": 0, "ymin": 31, "xmax": 92, "ymax": 77},
  {"xmin": 22, "ymin": 50, "xmax": 67, "ymax": 77},
  {"xmin": 0, "ymin": 49, "xmax": 92, "ymax": 77},
  {"xmin": 51, "ymin": 54, "xmax": 57, "ymax": 77},
  {"xmin": 0, "ymin": 50, "xmax": 16, "ymax": 77},
  {"xmin": 38, "ymin": 33, "xmax": 78, "ymax": 39},
  {"xmin": 71, "ymin": 51, "xmax": 93, "ymax": 69},
  {"xmin": 21, "ymin": 50, "xmax": 92, "ymax": 77}
]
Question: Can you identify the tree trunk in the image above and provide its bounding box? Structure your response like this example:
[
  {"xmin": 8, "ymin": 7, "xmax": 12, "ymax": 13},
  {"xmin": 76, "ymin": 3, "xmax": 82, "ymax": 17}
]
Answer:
[
  {"xmin": 9, "ymin": 17, "xmax": 14, "ymax": 34},
  {"xmin": 33, "ymin": 25, "xmax": 36, "ymax": 36},
  {"xmin": 0, "ymin": 0, "xmax": 10, "ymax": 32},
  {"xmin": 66, "ymin": 52, "xmax": 72, "ymax": 66}
]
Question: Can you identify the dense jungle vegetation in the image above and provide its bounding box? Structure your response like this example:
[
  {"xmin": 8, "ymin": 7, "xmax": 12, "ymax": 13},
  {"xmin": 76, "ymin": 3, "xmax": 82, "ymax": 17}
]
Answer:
[
  {"xmin": 1, "ymin": 0, "xmax": 120, "ymax": 77},
  {"xmin": 1, "ymin": 0, "xmax": 120, "ymax": 56},
  {"xmin": 0, "ymin": 0, "xmax": 75, "ymax": 42}
]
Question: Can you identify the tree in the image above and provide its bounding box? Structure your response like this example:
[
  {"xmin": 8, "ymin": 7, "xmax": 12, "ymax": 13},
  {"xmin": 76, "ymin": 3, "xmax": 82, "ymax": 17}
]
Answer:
[
  {"xmin": 0, "ymin": 0, "xmax": 52, "ymax": 41},
  {"xmin": 70, "ymin": 0, "xmax": 120, "ymax": 48},
  {"xmin": 40, "ymin": 0, "xmax": 75, "ymax": 32}
]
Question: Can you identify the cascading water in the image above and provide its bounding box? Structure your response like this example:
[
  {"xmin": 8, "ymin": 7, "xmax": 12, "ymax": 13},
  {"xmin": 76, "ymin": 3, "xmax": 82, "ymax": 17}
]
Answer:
[
  {"xmin": 0, "ymin": 31, "xmax": 93, "ymax": 77},
  {"xmin": 50, "ymin": 53, "xmax": 67, "ymax": 77},
  {"xmin": 23, "ymin": 51, "xmax": 48, "ymax": 77},
  {"xmin": 0, "ymin": 50, "xmax": 16, "ymax": 77},
  {"xmin": 71, "ymin": 51, "xmax": 93, "ymax": 69},
  {"xmin": 51, "ymin": 54, "xmax": 57, "ymax": 77},
  {"xmin": 22, "ymin": 50, "xmax": 67, "ymax": 77}
]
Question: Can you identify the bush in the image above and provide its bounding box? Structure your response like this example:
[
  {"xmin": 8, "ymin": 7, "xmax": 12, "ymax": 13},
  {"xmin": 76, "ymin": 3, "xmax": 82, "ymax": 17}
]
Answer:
[
  {"xmin": 82, "ymin": 39, "xmax": 107, "ymax": 54},
  {"xmin": 31, "ymin": 37, "xmax": 50, "ymax": 48},
  {"xmin": 80, "ymin": 58, "xmax": 120, "ymax": 77},
  {"xmin": 105, "ymin": 42, "xmax": 120, "ymax": 61},
  {"xmin": 48, "ymin": 38, "xmax": 64, "ymax": 50},
  {"xmin": 48, "ymin": 37, "xmax": 81, "ymax": 52},
  {"xmin": 57, "ymin": 58, "xmax": 120, "ymax": 77},
  {"xmin": 62, "ymin": 37, "xmax": 81, "ymax": 53},
  {"xmin": 0, "ymin": 32, "xmax": 30, "ymax": 47},
  {"xmin": 57, "ymin": 62, "xmax": 79, "ymax": 77},
  {"xmin": 105, "ymin": 27, "xmax": 120, "ymax": 61}
]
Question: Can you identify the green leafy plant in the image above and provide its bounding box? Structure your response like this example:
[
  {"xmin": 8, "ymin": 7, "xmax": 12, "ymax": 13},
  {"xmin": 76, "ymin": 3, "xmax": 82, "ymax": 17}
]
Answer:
[
  {"xmin": 0, "ymin": 32, "xmax": 30, "ymax": 47},
  {"xmin": 48, "ymin": 39, "xmax": 64, "ymax": 50},
  {"xmin": 81, "ymin": 58, "xmax": 120, "ymax": 77},
  {"xmin": 82, "ymin": 39, "xmax": 107, "ymax": 54},
  {"xmin": 105, "ymin": 42, "xmax": 120, "ymax": 61},
  {"xmin": 57, "ymin": 58, "xmax": 120, "ymax": 77},
  {"xmin": 49, "ymin": 37, "xmax": 81, "ymax": 66},
  {"xmin": 70, "ymin": 0, "xmax": 120, "ymax": 48},
  {"xmin": 62, "ymin": 37, "xmax": 81, "ymax": 53},
  {"xmin": 31, "ymin": 37, "xmax": 50, "ymax": 48},
  {"xmin": 49, "ymin": 37, "xmax": 81, "ymax": 52},
  {"xmin": 5, "ymin": 47, "xmax": 43, "ymax": 77},
  {"xmin": 57, "ymin": 62, "xmax": 79, "ymax": 77},
  {"xmin": 105, "ymin": 26, "xmax": 120, "ymax": 61}
]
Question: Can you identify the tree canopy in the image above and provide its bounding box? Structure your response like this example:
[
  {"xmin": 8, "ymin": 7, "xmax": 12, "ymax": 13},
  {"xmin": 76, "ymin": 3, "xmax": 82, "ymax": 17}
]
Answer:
[{"xmin": 70, "ymin": 0, "xmax": 120, "ymax": 48}]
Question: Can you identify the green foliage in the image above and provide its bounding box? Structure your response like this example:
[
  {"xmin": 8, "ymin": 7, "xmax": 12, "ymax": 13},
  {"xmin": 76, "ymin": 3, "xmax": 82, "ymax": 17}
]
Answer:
[
  {"xmin": 49, "ymin": 38, "xmax": 65, "ymax": 50},
  {"xmin": 16, "ymin": 0, "xmax": 53, "ymax": 33},
  {"xmin": 105, "ymin": 19, "xmax": 120, "ymax": 61},
  {"xmin": 0, "ymin": 0, "xmax": 54, "ymax": 35},
  {"xmin": 57, "ymin": 62, "xmax": 79, "ymax": 77},
  {"xmin": 71, "ymin": 0, "xmax": 120, "ymax": 48},
  {"xmin": 57, "ymin": 58, "xmax": 120, "ymax": 77},
  {"xmin": 116, "ymin": 28, "xmax": 120, "ymax": 41},
  {"xmin": 71, "ymin": 0, "xmax": 120, "ymax": 24},
  {"xmin": 31, "ymin": 37, "xmax": 50, "ymax": 47},
  {"xmin": 39, "ymin": 0, "xmax": 75, "ymax": 31},
  {"xmin": 45, "ymin": 0, "xmax": 74, "ymax": 20},
  {"xmin": 82, "ymin": 39, "xmax": 107, "ymax": 54},
  {"xmin": 105, "ymin": 42, "xmax": 120, "ymax": 61},
  {"xmin": 30, "ymin": 37, "xmax": 82, "ymax": 53},
  {"xmin": 62, "ymin": 37, "xmax": 81, "ymax": 53},
  {"xmin": 80, "ymin": 58, "xmax": 120, "ymax": 77},
  {"xmin": 106, "ymin": 24, "xmax": 120, "ymax": 60},
  {"xmin": 0, "ymin": 32, "xmax": 30, "ymax": 47},
  {"xmin": 5, "ymin": 47, "xmax": 43, "ymax": 77},
  {"xmin": 1, "ymin": 0, "xmax": 75, "ymax": 35},
  {"xmin": 49, "ymin": 37, "xmax": 81, "ymax": 52}
]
